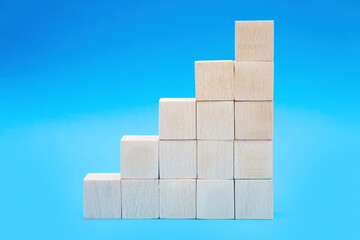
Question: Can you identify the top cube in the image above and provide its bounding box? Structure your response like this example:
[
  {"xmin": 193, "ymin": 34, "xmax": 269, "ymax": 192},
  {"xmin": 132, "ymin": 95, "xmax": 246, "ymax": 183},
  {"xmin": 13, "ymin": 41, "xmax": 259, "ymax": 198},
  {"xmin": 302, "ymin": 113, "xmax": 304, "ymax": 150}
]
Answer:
[{"xmin": 235, "ymin": 21, "xmax": 274, "ymax": 61}]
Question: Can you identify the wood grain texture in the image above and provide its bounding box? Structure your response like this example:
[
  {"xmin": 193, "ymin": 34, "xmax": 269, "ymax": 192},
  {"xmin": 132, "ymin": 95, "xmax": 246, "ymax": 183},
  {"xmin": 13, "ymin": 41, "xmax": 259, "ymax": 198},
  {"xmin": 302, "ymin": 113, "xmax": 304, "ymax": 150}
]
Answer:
[
  {"xmin": 159, "ymin": 140, "xmax": 196, "ymax": 178},
  {"xmin": 121, "ymin": 179, "xmax": 159, "ymax": 219},
  {"xmin": 159, "ymin": 98, "xmax": 196, "ymax": 140},
  {"xmin": 197, "ymin": 101, "xmax": 234, "ymax": 140},
  {"xmin": 120, "ymin": 135, "xmax": 159, "ymax": 179},
  {"xmin": 197, "ymin": 180, "xmax": 234, "ymax": 219},
  {"xmin": 198, "ymin": 140, "xmax": 233, "ymax": 179},
  {"xmin": 235, "ymin": 101, "xmax": 273, "ymax": 139},
  {"xmin": 234, "ymin": 61, "xmax": 273, "ymax": 100},
  {"xmin": 159, "ymin": 179, "xmax": 196, "ymax": 219},
  {"xmin": 234, "ymin": 140, "xmax": 272, "ymax": 179},
  {"xmin": 83, "ymin": 173, "xmax": 121, "ymax": 219},
  {"xmin": 235, "ymin": 21, "xmax": 274, "ymax": 61},
  {"xmin": 235, "ymin": 179, "xmax": 273, "ymax": 219},
  {"xmin": 195, "ymin": 60, "xmax": 234, "ymax": 100}
]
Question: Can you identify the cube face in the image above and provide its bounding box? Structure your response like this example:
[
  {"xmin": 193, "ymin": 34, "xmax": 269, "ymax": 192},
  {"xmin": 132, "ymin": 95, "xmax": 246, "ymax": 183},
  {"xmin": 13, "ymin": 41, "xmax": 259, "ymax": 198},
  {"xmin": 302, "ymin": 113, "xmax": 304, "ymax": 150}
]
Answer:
[
  {"xmin": 121, "ymin": 180, "xmax": 159, "ymax": 219},
  {"xmin": 195, "ymin": 61, "xmax": 234, "ymax": 100},
  {"xmin": 235, "ymin": 21, "xmax": 274, "ymax": 61},
  {"xmin": 197, "ymin": 101, "xmax": 234, "ymax": 140},
  {"xmin": 159, "ymin": 140, "xmax": 196, "ymax": 178},
  {"xmin": 198, "ymin": 140, "xmax": 233, "ymax": 179},
  {"xmin": 159, "ymin": 179, "xmax": 196, "ymax": 219},
  {"xmin": 120, "ymin": 136, "xmax": 159, "ymax": 179},
  {"xmin": 159, "ymin": 98, "xmax": 196, "ymax": 140},
  {"xmin": 197, "ymin": 180, "xmax": 234, "ymax": 219},
  {"xmin": 235, "ymin": 101, "xmax": 273, "ymax": 139},
  {"xmin": 234, "ymin": 61, "xmax": 273, "ymax": 100},
  {"xmin": 83, "ymin": 173, "xmax": 121, "ymax": 219},
  {"xmin": 235, "ymin": 180, "xmax": 273, "ymax": 219}
]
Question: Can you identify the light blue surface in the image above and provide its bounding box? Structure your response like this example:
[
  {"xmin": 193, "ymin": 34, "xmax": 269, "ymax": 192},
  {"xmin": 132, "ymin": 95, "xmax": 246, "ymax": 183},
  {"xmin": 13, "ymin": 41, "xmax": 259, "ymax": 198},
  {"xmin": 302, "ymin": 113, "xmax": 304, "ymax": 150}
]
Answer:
[{"xmin": 1, "ymin": 0, "xmax": 359, "ymax": 239}]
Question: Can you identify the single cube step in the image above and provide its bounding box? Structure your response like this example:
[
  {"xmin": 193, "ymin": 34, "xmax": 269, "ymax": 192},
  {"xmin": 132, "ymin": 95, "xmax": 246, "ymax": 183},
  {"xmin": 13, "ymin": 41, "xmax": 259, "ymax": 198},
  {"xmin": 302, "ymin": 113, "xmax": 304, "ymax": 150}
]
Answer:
[
  {"xmin": 234, "ymin": 140, "xmax": 272, "ymax": 179},
  {"xmin": 197, "ymin": 180, "xmax": 234, "ymax": 219},
  {"xmin": 121, "ymin": 179, "xmax": 159, "ymax": 219},
  {"xmin": 195, "ymin": 60, "xmax": 234, "ymax": 101},
  {"xmin": 235, "ymin": 21, "xmax": 274, "ymax": 61},
  {"xmin": 159, "ymin": 179, "xmax": 196, "ymax": 219},
  {"xmin": 235, "ymin": 179, "xmax": 273, "ymax": 219},
  {"xmin": 159, "ymin": 98, "xmax": 196, "ymax": 140},
  {"xmin": 83, "ymin": 173, "xmax": 121, "ymax": 219},
  {"xmin": 159, "ymin": 140, "xmax": 196, "ymax": 178},
  {"xmin": 234, "ymin": 61, "xmax": 274, "ymax": 101},
  {"xmin": 120, "ymin": 135, "xmax": 159, "ymax": 179},
  {"xmin": 197, "ymin": 101, "xmax": 234, "ymax": 140},
  {"xmin": 235, "ymin": 101, "xmax": 273, "ymax": 140},
  {"xmin": 198, "ymin": 140, "xmax": 233, "ymax": 179}
]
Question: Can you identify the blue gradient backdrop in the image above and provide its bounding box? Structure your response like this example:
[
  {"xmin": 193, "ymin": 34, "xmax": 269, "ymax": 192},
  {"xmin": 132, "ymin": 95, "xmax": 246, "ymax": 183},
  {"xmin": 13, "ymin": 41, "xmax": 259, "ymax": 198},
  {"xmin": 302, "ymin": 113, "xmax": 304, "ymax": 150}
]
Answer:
[{"xmin": 1, "ymin": 0, "xmax": 359, "ymax": 239}]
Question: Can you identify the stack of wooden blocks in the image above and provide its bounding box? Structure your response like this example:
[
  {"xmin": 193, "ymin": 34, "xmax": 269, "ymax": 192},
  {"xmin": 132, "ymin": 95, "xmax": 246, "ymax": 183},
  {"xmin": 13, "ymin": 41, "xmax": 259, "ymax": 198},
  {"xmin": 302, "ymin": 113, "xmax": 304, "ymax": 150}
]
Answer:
[{"xmin": 83, "ymin": 20, "xmax": 274, "ymax": 220}]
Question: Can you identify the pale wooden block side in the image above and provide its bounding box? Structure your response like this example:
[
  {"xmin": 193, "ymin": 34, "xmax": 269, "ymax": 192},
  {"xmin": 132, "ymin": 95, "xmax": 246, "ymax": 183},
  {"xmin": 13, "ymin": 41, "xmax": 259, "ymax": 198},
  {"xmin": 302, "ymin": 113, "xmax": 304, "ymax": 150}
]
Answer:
[
  {"xmin": 195, "ymin": 60, "xmax": 234, "ymax": 100},
  {"xmin": 235, "ymin": 21, "xmax": 274, "ymax": 61},
  {"xmin": 198, "ymin": 140, "xmax": 233, "ymax": 179},
  {"xmin": 235, "ymin": 180, "xmax": 273, "ymax": 219},
  {"xmin": 159, "ymin": 98, "xmax": 196, "ymax": 140},
  {"xmin": 197, "ymin": 180, "xmax": 234, "ymax": 219},
  {"xmin": 83, "ymin": 173, "xmax": 121, "ymax": 219},
  {"xmin": 120, "ymin": 135, "xmax": 159, "ymax": 179},
  {"xmin": 121, "ymin": 179, "xmax": 159, "ymax": 219},
  {"xmin": 235, "ymin": 101, "xmax": 273, "ymax": 139},
  {"xmin": 159, "ymin": 140, "xmax": 196, "ymax": 178},
  {"xmin": 197, "ymin": 101, "xmax": 234, "ymax": 140},
  {"xmin": 159, "ymin": 179, "xmax": 196, "ymax": 219},
  {"xmin": 234, "ymin": 140, "xmax": 272, "ymax": 179},
  {"xmin": 234, "ymin": 61, "xmax": 274, "ymax": 100}
]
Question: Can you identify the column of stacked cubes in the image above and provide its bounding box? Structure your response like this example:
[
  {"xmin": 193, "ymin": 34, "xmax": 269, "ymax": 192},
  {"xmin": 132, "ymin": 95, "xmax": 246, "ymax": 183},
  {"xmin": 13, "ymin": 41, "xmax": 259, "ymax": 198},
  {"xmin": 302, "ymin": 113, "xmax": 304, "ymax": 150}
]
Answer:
[{"xmin": 83, "ymin": 20, "xmax": 274, "ymax": 219}]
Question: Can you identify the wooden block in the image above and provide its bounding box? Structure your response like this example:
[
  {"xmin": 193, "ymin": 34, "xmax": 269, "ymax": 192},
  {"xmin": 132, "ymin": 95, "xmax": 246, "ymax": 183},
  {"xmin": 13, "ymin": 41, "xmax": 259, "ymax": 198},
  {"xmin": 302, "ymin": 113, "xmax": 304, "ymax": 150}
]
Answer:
[
  {"xmin": 83, "ymin": 173, "xmax": 121, "ymax": 219},
  {"xmin": 159, "ymin": 140, "xmax": 196, "ymax": 178},
  {"xmin": 235, "ymin": 180, "xmax": 273, "ymax": 219},
  {"xmin": 197, "ymin": 101, "xmax": 234, "ymax": 140},
  {"xmin": 121, "ymin": 179, "xmax": 159, "ymax": 219},
  {"xmin": 198, "ymin": 140, "xmax": 233, "ymax": 179},
  {"xmin": 235, "ymin": 21, "xmax": 274, "ymax": 61},
  {"xmin": 235, "ymin": 101, "xmax": 273, "ymax": 139},
  {"xmin": 159, "ymin": 179, "xmax": 196, "ymax": 219},
  {"xmin": 120, "ymin": 136, "xmax": 159, "ymax": 179},
  {"xmin": 234, "ymin": 140, "xmax": 272, "ymax": 179},
  {"xmin": 195, "ymin": 61, "xmax": 234, "ymax": 100},
  {"xmin": 159, "ymin": 98, "xmax": 196, "ymax": 140},
  {"xmin": 234, "ymin": 61, "xmax": 274, "ymax": 100},
  {"xmin": 197, "ymin": 180, "xmax": 234, "ymax": 219}
]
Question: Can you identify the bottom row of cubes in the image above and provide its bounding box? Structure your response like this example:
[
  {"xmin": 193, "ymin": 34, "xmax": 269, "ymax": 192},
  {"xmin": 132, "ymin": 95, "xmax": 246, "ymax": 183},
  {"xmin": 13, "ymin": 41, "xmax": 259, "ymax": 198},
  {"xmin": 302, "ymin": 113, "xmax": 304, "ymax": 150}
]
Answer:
[{"xmin": 83, "ymin": 173, "xmax": 273, "ymax": 219}]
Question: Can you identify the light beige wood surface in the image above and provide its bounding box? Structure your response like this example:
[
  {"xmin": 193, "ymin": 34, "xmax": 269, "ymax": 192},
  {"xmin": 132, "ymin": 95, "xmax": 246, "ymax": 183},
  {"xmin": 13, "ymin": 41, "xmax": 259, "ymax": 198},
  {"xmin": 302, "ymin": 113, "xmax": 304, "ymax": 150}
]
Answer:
[
  {"xmin": 235, "ymin": 21, "xmax": 274, "ymax": 61},
  {"xmin": 159, "ymin": 98, "xmax": 196, "ymax": 140},
  {"xmin": 83, "ymin": 173, "xmax": 121, "ymax": 219},
  {"xmin": 195, "ymin": 60, "xmax": 234, "ymax": 100}
]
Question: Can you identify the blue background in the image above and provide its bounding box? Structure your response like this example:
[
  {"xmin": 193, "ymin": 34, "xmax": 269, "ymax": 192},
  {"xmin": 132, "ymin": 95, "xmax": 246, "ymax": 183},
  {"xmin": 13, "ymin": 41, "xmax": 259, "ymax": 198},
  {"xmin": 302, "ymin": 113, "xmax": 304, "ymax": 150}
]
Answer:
[{"xmin": 1, "ymin": 0, "xmax": 359, "ymax": 239}]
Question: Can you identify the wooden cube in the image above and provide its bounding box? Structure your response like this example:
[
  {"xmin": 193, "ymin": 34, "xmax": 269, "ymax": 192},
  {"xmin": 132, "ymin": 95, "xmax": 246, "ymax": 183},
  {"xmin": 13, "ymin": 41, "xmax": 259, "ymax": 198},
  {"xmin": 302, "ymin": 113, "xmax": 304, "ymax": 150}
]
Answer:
[
  {"xmin": 197, "ymin": 180, "xmax": 234, "ymax": 219},
  {"xmin": 195, "ymin": 61, "xmax": 234, "ymax": 100},
  {"xmin": 83, "ymin": 173, "xmax": 121, "ymax": 219},
  {"xmin": 159, "ymin": 140, "xmax": 196, "ymax": 178},
  {"xmin": 235, "ymin": 101, "xmax": 273, "ymax": 139},
  {"xmin": 234, "ymin": 140, "xmax": 272, "ymax": 179},
  {"xmin": 198, "ymin": 140, "xmax": 233, "ymax": 179},
  {"xmin": 120, "ymin": 136, "xmax": 159, "ymax": 179},
  {"xmin": 197, "ymin": 101, "xmax": 234, "ymax": 140},
  {"xmin": 159, "ymin": 98, "xmax": 196, "ymax": 140},
  {"xmin": 235, "ymin": 180, "xmax": 273, "ymax": 219},
  {"xmin": 159, "ymin": 179, "xmax": 196, "ymax": 219},
  {"xmin": 235, "ymin": 21, "xmax": 274, "ymax": 61},
  {"xmin": 121, "ymin": 179, "xmax": 159, "ymax": 219},
  {"xmin": 234, "ymin": 61, "xmax": 274, "ymax": 100}
]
